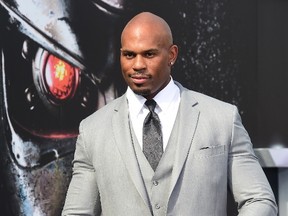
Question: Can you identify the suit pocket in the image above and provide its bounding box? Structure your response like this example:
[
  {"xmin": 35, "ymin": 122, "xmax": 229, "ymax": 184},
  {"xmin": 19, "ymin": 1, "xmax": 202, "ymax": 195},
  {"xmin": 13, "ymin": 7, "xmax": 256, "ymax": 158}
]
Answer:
[{"xmin": 195, "ymin": 145, "xmax": 225, "ymax": 158}]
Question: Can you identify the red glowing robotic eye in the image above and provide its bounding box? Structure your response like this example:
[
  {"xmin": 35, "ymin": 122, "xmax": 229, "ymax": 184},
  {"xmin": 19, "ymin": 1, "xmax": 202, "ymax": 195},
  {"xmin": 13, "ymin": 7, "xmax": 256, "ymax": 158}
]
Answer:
[{"xmin": 43, "ymin": 55, "xmax": 79, "ymax": 101}]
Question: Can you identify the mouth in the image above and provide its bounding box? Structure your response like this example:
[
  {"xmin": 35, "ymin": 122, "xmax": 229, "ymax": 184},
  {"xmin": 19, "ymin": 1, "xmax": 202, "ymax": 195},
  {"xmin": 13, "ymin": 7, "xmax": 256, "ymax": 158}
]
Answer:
[{"xmin": 130, "ymin": 74, "xmax": 151, "ymax": 85}]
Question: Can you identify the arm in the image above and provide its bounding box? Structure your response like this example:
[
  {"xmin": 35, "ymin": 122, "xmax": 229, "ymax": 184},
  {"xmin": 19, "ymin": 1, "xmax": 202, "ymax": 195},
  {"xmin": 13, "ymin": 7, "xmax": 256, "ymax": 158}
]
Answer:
[
  {"xmin": 228, "ymin": 107, "xmax": 278, "ymax": 216},
  {"xmin": 62, "ymin": 122, "xmax": 101, "ymax": 216}
]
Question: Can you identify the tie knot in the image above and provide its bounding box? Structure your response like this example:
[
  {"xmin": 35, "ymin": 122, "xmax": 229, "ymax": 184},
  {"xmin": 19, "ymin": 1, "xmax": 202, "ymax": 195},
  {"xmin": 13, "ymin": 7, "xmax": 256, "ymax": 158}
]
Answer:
[{"xmin": 145, "ymin": 99, "xmax": 157, "ymax": 112}]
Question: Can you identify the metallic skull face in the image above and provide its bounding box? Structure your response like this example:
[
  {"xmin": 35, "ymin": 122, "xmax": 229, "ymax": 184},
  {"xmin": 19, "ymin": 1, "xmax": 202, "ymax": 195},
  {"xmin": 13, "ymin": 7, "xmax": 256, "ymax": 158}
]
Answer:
[{"xmin": 0, "ymin": 0, "xmax": 141, "ymax": 215}]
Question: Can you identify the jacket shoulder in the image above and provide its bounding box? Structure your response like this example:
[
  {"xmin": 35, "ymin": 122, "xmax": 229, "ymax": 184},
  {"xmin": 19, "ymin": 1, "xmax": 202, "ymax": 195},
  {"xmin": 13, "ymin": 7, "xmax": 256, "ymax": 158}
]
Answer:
[
  {"xmin": 80, "ymin": 95, "xmax": 125, "ymax": 129},
  {"xmin": 181, "ymin": 86, "xmax": 235, "ymax": 111},
  {"xmin": 175, "ymin": 81, "xmax": 235, "ymax": 111}
]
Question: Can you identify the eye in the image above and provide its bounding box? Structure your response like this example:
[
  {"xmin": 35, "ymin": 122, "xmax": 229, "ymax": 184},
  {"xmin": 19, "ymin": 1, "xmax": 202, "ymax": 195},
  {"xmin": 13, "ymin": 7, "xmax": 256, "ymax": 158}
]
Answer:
[
  {"xmin": 122, "ymin": 51, "xmax": 135, "ymax": 59},
  {"xmin": 145, "ymin": 51, "xmax": 156, "ymax": 58},
  {"xmin": 34, "ymin": 49, "xmax": 80, "ymax": 104},
  {"xmin": 43, "ymin": 54, "xmax": 79, "ymax": 101}
]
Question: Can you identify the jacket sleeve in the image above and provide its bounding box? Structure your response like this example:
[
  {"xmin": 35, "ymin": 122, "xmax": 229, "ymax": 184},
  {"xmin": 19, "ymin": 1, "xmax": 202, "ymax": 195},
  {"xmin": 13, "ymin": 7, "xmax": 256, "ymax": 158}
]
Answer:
[
  {"xmin": 62, "ymin": 121, "xmax": 101, "ymax": 216},
  {"xmin": 228, "ymin": 106, "xmax": 278, "ymax": 216}
]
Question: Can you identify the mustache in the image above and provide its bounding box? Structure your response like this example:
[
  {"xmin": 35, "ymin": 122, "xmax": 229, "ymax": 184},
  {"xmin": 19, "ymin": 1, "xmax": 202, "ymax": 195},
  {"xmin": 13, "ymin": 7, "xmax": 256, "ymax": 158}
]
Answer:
[{"xmin": 129, "ymin": 72, "xmax": 152, "ymax": 78}]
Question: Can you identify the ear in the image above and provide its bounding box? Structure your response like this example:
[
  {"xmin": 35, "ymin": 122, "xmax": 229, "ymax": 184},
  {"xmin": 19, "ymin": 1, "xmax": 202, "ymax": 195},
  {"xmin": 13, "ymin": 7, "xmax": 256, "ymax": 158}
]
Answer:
[{"xmin": 168, "ymin": 45, "xmax": 178, "ymax": 66}]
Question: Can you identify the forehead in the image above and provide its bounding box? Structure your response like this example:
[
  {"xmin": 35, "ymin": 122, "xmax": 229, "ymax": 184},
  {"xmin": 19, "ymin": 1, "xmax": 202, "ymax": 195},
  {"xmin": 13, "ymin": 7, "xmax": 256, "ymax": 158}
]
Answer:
[{"xmin": 121, "ymin": 26, "xmax": 165, "ymax": 51}]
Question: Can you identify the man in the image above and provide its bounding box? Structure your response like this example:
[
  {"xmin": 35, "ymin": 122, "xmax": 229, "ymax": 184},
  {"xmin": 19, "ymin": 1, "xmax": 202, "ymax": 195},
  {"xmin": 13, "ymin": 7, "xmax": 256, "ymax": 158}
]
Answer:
[{"xmin": 62, "ymin": 12, "xmax": 277, "ymax": 216}]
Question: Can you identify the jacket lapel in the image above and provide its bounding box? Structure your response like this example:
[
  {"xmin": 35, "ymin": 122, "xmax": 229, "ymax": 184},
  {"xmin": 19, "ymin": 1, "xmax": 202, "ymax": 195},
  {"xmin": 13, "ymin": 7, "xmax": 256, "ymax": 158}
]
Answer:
[
  {"xmin": 168, "ymin": 84, "xmax": 200, "ymax": 197},
  {"xmin": 111, "ymin": 95, "xmax": 150, "ymax": 208}
]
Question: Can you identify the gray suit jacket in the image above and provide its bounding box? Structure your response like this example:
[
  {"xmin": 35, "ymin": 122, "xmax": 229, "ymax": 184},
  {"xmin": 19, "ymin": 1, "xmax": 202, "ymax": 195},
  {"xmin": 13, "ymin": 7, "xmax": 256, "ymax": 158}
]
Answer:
[{"xmin": 62, "ymin": 83, "xmax": 277, "ymax": 216}]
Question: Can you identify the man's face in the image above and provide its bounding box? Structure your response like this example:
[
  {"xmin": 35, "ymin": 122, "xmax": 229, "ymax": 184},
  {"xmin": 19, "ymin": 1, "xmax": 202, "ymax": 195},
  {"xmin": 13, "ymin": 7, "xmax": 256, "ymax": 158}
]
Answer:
[{"xmin": 120, "ymin": 26, "xmax": 175, "ymax": 99}]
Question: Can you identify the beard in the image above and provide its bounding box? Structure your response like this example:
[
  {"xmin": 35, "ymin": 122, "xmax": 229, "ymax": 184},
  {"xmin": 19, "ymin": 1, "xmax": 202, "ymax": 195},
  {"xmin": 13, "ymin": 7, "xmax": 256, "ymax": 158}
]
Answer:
[{"xmin": 132, "ymin": 88, "xmax": 151, "ymax": 97}]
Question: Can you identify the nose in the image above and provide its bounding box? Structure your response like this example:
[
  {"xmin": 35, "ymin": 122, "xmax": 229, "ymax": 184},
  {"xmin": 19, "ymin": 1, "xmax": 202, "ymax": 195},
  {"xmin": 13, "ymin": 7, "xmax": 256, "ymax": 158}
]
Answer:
[{"xmin": 132, "ymin": 55, "xmax": 146, "ymax": 72}]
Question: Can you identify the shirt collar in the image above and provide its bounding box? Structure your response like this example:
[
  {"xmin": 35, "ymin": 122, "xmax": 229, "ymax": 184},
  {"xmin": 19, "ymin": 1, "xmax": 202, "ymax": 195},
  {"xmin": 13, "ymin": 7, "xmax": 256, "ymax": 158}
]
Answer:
[
  {"xmin": 126, "ymin": 77, "xmax": 180, "ymax": 117},
  {"xmin": 126, "ymin": 86, "xmax": 146, "ymax": 118}
]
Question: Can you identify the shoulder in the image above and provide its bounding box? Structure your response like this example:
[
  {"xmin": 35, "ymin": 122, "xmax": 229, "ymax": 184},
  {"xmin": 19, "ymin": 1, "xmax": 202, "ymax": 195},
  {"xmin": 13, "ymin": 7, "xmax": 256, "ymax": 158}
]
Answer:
[
  {"xmin": 190, "ymin": 90, "xmax": 235, "ymax": 110},
  {"xmin": 176, "ymin": 81, "xmax": 236, "ymax": 111},
  {"xmin": 80, "ymin": 94, "xmax": 126, "ymax": 129},
  {"xmin": 177, "ymin": 83, "xmax": 242, "ymax": 138},
  {"xmin": 176, "ymin": 82, "xmax": 238, "ymax": 122}
]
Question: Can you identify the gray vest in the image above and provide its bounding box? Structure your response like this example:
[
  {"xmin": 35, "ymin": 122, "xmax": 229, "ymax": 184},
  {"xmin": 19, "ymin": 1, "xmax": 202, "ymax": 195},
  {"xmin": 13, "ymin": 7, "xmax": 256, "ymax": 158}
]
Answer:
[{"xmin": 130, "ymin": 114, "xmax": 180, "ymax": 216}]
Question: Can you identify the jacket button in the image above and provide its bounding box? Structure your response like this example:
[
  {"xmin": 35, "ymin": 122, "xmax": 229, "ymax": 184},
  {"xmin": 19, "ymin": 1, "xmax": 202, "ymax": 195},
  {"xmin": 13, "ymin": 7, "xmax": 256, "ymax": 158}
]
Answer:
[
  {"xmin": 153, "ymin": 180, "xmax": 158, "ymax": 186},
  {"xmin": 155, "ymin": 204, "xmax": 160, "ymax": 209}
]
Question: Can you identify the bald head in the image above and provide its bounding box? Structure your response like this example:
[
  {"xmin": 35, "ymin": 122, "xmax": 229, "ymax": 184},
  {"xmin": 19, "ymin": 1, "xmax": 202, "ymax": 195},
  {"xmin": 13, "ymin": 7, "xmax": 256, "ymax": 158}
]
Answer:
[
  {"xmin": 121, "ymin": 12, "xmax": 174, "ymax": 48},
  {"xmin": 120, "ymin": 12, "xmax": 178, "ymax": 99}
]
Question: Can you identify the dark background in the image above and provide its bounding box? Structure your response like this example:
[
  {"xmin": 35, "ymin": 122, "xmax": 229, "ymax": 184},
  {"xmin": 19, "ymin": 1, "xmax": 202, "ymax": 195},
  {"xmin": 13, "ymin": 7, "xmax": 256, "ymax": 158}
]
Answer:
[{"xmin": 1, "ymin": 0, "xmax": 287, "ymax": 215}]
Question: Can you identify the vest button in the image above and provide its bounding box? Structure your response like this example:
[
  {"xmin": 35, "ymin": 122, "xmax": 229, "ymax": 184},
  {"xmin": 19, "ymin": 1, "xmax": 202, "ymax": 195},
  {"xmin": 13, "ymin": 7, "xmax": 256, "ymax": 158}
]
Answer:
[
  {"xmin": 155, "ymin": 204, "xmax": 160, "ymax": 209},
  {"xmin": 153, "ymin": 180, "xmax": 159, "ymax": 186}
]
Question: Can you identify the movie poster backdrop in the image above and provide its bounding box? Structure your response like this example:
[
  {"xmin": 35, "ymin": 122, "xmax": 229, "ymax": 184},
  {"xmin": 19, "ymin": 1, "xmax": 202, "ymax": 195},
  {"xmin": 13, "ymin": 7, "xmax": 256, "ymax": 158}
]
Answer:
[{"xmin": 0, "ymin": 0, "xmax": 286, "ymax": 215}]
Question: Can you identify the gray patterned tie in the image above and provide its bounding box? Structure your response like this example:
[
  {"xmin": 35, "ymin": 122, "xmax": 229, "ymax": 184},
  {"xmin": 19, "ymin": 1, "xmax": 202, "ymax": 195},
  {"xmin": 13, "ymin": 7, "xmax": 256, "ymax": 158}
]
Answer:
[{"xmin": 143, "ymin": 99, "xmax": 163, "ymax": 171}]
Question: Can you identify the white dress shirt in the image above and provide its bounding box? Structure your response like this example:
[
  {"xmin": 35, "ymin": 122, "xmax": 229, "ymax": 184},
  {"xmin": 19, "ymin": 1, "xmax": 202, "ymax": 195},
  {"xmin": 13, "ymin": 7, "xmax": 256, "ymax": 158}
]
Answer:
[{"xmin": 126, "ymin": 78, "xmax": 180, "ymax": 151}]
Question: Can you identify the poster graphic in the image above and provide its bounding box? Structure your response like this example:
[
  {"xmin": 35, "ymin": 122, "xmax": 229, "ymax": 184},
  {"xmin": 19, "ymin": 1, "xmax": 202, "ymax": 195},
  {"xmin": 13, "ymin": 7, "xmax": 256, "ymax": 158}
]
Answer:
[{"xmin": 1, "ymin": 0, "xmax": 282, "ymax": 215}]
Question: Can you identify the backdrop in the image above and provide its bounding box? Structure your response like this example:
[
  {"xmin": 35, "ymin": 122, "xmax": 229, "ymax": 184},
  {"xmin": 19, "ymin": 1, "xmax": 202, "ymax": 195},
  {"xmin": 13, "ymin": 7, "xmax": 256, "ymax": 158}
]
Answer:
[{"xmin": 0, "ymin": 0, "xmax": 286, "ymax": 215}]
